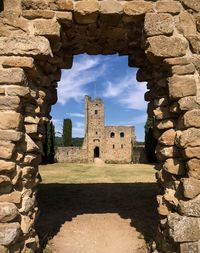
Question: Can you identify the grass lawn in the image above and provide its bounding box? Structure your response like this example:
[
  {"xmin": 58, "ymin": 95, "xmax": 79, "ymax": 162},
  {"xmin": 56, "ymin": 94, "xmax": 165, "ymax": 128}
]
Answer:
[{"xmin": 39, "ymin": 163, "xmax": 156, "ymax": 184}]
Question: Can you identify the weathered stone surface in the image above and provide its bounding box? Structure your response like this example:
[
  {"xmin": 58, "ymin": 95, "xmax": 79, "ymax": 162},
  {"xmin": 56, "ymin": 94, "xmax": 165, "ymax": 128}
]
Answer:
[
  {"xmin": 21, "ymin": 0, "xmax": 48, "ymax": 10},
  {"xmin": 0, "ymin": 160, "xmax": 15, "ymax": 174},
  {"xmin": 158, "ymin": 129, "xmax": 176, "ymax": 146},
  {"xmin": 25, "ymin": 124, "xmax": 38, "ymax": 134},
  {"xmin": 0, "ymin": 141, "xmax": 15, "ymax": 160},
  {"xmin": 156, "ymin": 145, "xmax": 180, "ymax": 161},
  {"xmin": 0, "ymin": 176, "xmax": 12, "ymax": 195},
  {"xmin": 20, "ymin": 196, "xmax": 35, "ymax": 213},
  {"xmin": 0, "ymin": 36, "xmax": 52, "ymax": 57},
  {"xmin": 0, "ymin": 68, "xmax": 26, "ymax": 85},
  {"xmin": 188, "ymin": 35, "xmax": 200, "ymax": 54},
  {"xmin": 157, "ymin": 195, "xmax": 171, "ymax": 216},
  {"xmin": 22, "ymin": 10, "xmax": 55, "ymax": 19},
  {"xmin": 178, "ymin": 96, "xmax": 200, "ymax": 111},
  {"xmin": 168, "ymin": 213, "xmax": 200, "ymax": 242},
  {"xmin": 181, "ymin": 110, "xmax": 200, "ymax": 128},
  {"xmin": 153, "ymin": 107, "xmax": 176, "ymax": 120},
  {"xmin": 163, "ymin": 158, "xmax": 185, "ymax": 175},
  {"xmin": 179, "ymin": 194, "xmax": 200, "ymax": 217},
  {"xmin": 100, "ymin": 0, "xmax": 123, "ymax": 25},
  {"xmin": 33, "ymin": 19, "xmax": 60, "ymax": 37},
  {"xmin": 147, "ymin": 35, "xmax": 188, "ymax": 58},
  {"xmin": 49, "ymin": 0, "xmax": 73, "ymax": 11},
  {"xmin": 0, "ymin": 96, "xmax": 20, "ymax": 110},
  {"xmin": 0, "ymin": 203, "xmax": 19, "ymax": 222},
  {"xmin": 0, "ymin": 223, "xmax": 21, "ymax": 246},
  {"xmin": 0, "ymin": 130, "xmax": 22, "ymax": 142},
  {"xmin": 144, "ymin": 13, "xmax": 174, "ymax": 36},
  {"xmin": 177, "ymin": 128, "xmax": 200, "ymax": 148},
  {"xmin": 181, "ymin": 0, "xmax": 200, "ymax": 12},
  {"xmin": 55, "ymin": 11, "xmax": 72, "ymax": 26},
  {"xmin": 169, "ymin": 75, "xmax": 197, "ymax": 100},
  {"xmin": 2, "ymin": 56, "xmax": 34, "ymax": 69},
  {"xmin": 156, "ymin": 119, "xmax": 176, "ymax": 130},
  {"xmin": 180, "ymin": 241, "xmax": 200, "ymax": 253},
  {"xmin": 177, "ymin": 11, "xmax": 197, "ymax": 38},
  {"xmin": 187, "ymin": 159, "xmax": 200, "ymax": 179},
  {"xmin": 182, "ymin": 178, "xmax": 200, "ymax": 199},
  {"xmin": 0, "ymin": 112, "xmax": 22, "ymax": 130},
  {"xmin": 164, "ymin": 56, "xmax": 190, "ymax": 66},
  {"xmin": 164, "ymin": 188, "xmax": 179, "ymax": 206},
  {"xmin": 184, "ymin": 147, "xmax": 200, "ymax": 159},
  {"xmin": 21, "ymin": 215, "xmax": 34, "ymax": 234},
  {"xmin": 0, "ymin": 192, "xmax": 21, "ymax": 204},
  {"xmin": 156, "ymin": 1, "xmax": 181, "ymax": 14},
  {"xmin": 74, "ymin": 0, "xmax": 99, "ymax": 24},
  {"xmin": 124, "ymin": 1, "xmax": 153, "ymax": 22},
  {"xmin": 171, "ymin": 64, "xmax": 195, "ymax": 75},
  {"xmin": 6, "ymin": 86, "xmax": 30, "ymax": 97},
  {"xmin": 25, "ymin": 134, "xmax": 40, "ymax": 153}
]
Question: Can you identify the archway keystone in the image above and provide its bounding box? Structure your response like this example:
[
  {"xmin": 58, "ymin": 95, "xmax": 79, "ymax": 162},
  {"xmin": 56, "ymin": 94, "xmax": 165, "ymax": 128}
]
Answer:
[{"xmin": 0, "ymin": 0, "xmax": 200, "ymax": 252}]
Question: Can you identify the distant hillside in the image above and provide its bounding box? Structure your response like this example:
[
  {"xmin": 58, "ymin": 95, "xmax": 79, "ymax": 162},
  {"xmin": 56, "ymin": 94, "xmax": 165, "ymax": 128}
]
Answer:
[{"xmin": 55, "ymin": 136, "xmax": 84, "ymax": 148}]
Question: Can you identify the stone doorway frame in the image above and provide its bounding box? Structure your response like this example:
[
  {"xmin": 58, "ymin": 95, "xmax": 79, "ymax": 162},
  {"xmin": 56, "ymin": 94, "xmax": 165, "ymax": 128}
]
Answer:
[
  {"xmin": 94, "ymin": 146, "xmax": 100, "ymax": 158},
  {"xmin": 0, "ymin": 0, "xmax": 200, "ymax": 252}
]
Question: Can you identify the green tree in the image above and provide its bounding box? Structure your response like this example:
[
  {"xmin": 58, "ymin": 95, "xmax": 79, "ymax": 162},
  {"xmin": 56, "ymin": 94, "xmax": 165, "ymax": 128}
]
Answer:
[
  {"xmin": 42, "ymin": 121, "xmax": 55, "ymax": 164},
  {"xmin": 144, "ymin": 117, "xmax": 157, "ymax": 163},
  {"xmin": 63, "ymin": 118, "xmax": 72, "ymax": 146}
]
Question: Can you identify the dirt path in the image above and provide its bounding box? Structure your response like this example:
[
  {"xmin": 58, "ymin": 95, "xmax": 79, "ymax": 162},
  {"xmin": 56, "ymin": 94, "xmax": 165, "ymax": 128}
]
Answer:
[{"xmin": 51, "ymin": 213, "xmax": 148, "ymax": 253}]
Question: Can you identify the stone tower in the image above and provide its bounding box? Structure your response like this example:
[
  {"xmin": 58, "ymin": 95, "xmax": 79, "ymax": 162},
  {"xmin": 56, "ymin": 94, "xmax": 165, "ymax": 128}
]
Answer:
[{"xmin": 85, "ymin": 96, "xmax": 105, "ymax": 162}]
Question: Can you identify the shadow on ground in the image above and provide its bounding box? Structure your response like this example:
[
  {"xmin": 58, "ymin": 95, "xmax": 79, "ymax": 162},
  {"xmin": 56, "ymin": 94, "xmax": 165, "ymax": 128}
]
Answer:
[{"xmin": 36, "ymin": 183, "xmax": 159, "ymax": 251}]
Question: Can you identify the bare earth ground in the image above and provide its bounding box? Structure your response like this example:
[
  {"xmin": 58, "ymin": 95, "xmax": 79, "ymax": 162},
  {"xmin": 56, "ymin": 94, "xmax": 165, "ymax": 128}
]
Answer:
[{"xmin": 36, "ymin": 163, "xmax": 158, "ymax": 253}]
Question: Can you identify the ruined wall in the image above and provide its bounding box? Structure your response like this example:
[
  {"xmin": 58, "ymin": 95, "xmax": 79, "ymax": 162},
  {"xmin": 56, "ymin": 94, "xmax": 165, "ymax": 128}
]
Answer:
[
  {"xmin": 55, "ymin": 147, "xmax": 87, "ymax": 163},
  {"xmin": 104, "ymin": 126, "xmax": 134, "ymax": 163},
  {"xmin": 0, "ymin": 0, "xmax": 199, "ymax": 252},
  {"xmin": 132, "ymin": 146, "xmax": 148, "ymax": 164}
]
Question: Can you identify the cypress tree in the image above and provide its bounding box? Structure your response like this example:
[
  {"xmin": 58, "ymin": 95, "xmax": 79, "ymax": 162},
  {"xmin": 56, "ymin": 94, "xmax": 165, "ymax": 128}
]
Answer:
[
  {"xmin": 63, "ymin": 118, "xmax": 72, "ymax": 146},
  {"xmin": 144, "ymin": 117, "xmax": 157, "ymax": 163},
  {"xmin": 42, "ymin": 121, "xmax": 55, "ymax": 164}
]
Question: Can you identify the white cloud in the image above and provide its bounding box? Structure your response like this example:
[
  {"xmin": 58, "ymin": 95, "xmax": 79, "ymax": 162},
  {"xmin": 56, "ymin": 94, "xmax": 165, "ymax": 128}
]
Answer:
[
  {"xmin": 52, "ymin": 119, "xmax": 63, "ymax": 136},
  {"xmin": 57, "ymin": 55, "xmax": 106, "ymax": 105},
  {"xmin": 66, "ymin": 112, "xmax": 84, "ymax": 118},
  {"xmin": 73, "ymin": 121, "xmax": 85, "ymax": 137},
  {"xmin": 103, "ymin": 72, "xmax": 147, "ymax": 111}
]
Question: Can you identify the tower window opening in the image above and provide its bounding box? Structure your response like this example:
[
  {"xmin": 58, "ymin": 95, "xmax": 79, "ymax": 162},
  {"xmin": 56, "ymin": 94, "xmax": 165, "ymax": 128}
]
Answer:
[
  {"xmin": 95, "ymin": 110, "xmax": 98, "ymax": 114},
  {"xmin": 113, "ymin": 144, "xmax": 115, "ymax": 149},
  {"xmin": 120, "ymin": 132, "xmax": 125, "ymax": 138},
  {"xmin": 121, "ymin": 144, "xmax": 123, "ymax": 149},
  {"xmin": 94, "ymin": 146, "xmax": 100, "ymax": 158},
  {"xmin": 0, "ymin": 2, "xmax": 3, "ymax": 12},
  {"xmin": 110, "ymin": 132, "xmax": 115, "ymax": 138},
  {"xmin": 96, "ymin": 131, "xmax": 98, "ymax": 135}
]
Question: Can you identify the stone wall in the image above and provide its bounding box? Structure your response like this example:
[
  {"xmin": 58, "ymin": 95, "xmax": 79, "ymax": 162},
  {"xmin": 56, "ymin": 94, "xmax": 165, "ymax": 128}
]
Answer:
[
  {"xmin": 132, "ymin": 146, "xmax": 148, "ymax": 164},
  {"xmin": 0, "ymin": 0, "xmax": 199, "ymax": 252},
  {"xmin": 55, "ymin": 147, "xmax": 88, "ymax": 163}
]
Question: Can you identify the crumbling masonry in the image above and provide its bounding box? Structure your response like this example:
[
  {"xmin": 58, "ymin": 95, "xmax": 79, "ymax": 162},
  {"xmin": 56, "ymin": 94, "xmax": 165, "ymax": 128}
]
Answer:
[{"xmin": 0, "ymin": 0, "xmax": 200, "ymax": 252}]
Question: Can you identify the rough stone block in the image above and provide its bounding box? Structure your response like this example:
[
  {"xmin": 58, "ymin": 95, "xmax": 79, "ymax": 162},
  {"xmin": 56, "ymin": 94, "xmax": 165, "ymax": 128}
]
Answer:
[
  {"xmin": 180, "ymin": 241, "xmax": 200, "ymax": 253},
  {"xmin": 181, "ymin": 0, "xmax": 200, "ymax": 12},
  {"xmin": 178, "ymin": 96, "xmax": 200, "ymax": 111},
  {"xmin": 144, "ymin": 13, "xmax": 174, "ymax": 36},
  {"xmin": 156, "ymin": 145, "xmax": 180, "ymax": 161},
  {"xmin": 25, "ymin": 124, "xmax": 38, "ymax": 134},
  {"xmin": 74, "ymin": 0, "xmax": 99, "ymax": 24},
  {"xmin": 153, "ymin": 107, "xmax": 176, "ymax": 120},
  {"xmin": 177, "ymin": 128, "xmax": 200, "ymax": 148},
  {"xmin": 0, "ymin": 192, "xmax": 21, "ymax": 204},
  {"xmin": 0, "ymin": 96, "xmax": 20, "ymax": 110},
  {"xmin": 0, "ymin": 36, "xmax": 52, "ymax": 57},
  {"xmin": 2, "ymin": 56, "xmax": 34, "ymax": 69},
  {"xmin": 182, "ymin": 178, "xmax": 200, "ymax": 199},
  {"xmin": 169, "ymin": 75, "xmax": 197, "ymax": 100},
  {"xmin": 171, "ymin": 64, "xmax": 195, "ymax": 75},
  {"xmin": 22, "ymin": 10, "xmax": 55, "ymax": 19},
  {"xmin": 156, "ymin": 1, "xmax": 181, "ymax": 14},
  {"xmin": 177, "ymin": 11, "xmax": 197, "ymax": 38},
  {"xmin": 6, "ymin": 86, "xmax": 30, "ymax": 97},
  {"xmin": 0, "ymin": 112, "xmax": 22, "ymax": 130},
  {"xmin": 123, "ymin": 1, "xmax": 153, "ymax": 22},
  {"xmin": 0, "ymin": 160, "xmax": 15, "ymax": 174},
  {"xmin": 49, "ymin": 0, "xmax": 73, "ymax": 11},
  {"xmin": 21, "ymin": 0, "xmax": 48, "ymax": 10},
  {"xmin": 164, "ymin": 56, "xmax": 190, "ymax": 66},
  {"xmin": 168, "ymin": 213, "xmax": 200, "ymax": 242},
  {"xmin": 163, "ymin": 158, "xmax": 185, "ymax": 175},
  {"xmin": 184, "ymin": 147, "xmax": 200, "ymax": 159},
  {"xmin": 0, "ymin": 176, "xmax": 12, "ymax": 195},
  {"xmin": 0, "ymin": 130, "xmax": 22, "ymax": 142},
  {"xmin": 181, "ymin": 110, "xmax": 200, "ymax": 128},
  {"xmin": 100, "ymin": 0, "xmax": 123, "ymax": 25},
  {"xmin": 179, "ymin": 194, "xmax": 200, "ymax": 217},
  {"xmin": 33, "ymin": 19, "xmax": 60, "ymax": 37},
  {"xmin": 0, "ymin": 68, "xmax": 26, "ymax": 85},
  {"xmin": 156, "ymin": 119, "xmax": 176, "ymax": 130},
  {"xmin": 188, "ymin": 35, "xmax": 200, "ymax": 54},
  {"xmin": 55, "ymin": 11, "xmax": 72, "ymax": 26},
  {"xmin": 25, "ymin": 134, "xmax": 40, "ymax": 153},
  {"xmin": 159, "ymin": 129, "xmax": 176, "ymax": 146},
  {"xmin": 0, "ymin": 141, "xmax": 15, "ymax": 160},
  {"xmin": 0, "ymin": 202, "xmax": 19, "ymax": 222},
  {"xmin": 0, "ymin": 223, "xmax": 21, "ymax": 246},
  {"xmin": 147, "ymin": 35, "xmax": 188, "ymax": 58},
  {"xmin": 187, "ymin": 158, "xmax": 200, "ymax": 179}
]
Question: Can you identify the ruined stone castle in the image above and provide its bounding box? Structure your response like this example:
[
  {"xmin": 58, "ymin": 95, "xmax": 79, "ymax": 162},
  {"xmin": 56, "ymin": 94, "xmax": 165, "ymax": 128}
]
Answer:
[{"xmin": 56, "ymin": 96, "xmax": 135, "ymax": 163}]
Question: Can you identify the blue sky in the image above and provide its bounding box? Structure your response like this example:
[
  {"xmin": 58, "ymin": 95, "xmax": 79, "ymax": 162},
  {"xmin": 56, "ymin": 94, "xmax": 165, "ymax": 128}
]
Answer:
[{"xmin": 51, "ymin": 54, "xmax": 148, "ymax": 141}]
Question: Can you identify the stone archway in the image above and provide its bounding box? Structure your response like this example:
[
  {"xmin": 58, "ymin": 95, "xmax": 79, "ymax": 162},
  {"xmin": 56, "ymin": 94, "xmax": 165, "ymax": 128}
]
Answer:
[{"xmin": 0, "ymin": 0, "xmax": 200, "ymax": 252}]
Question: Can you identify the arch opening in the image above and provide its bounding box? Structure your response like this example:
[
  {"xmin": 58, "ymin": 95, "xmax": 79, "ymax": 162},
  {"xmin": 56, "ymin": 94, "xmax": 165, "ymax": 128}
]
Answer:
[{"xmin": 94, "ymin": 146, "xmax": 100, "ymax": 158}]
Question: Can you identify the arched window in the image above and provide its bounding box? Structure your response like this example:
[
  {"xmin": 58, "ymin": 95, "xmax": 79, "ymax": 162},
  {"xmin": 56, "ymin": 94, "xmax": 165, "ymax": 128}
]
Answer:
[
  {"xmin": 95, "ymin": 110, "xmax": 98, "ymax": 114},
  {"xmin": 94, "ymin": 147, "xmax": 100, "ymax": 158},
  {"xmin": 110, "ymin": 132, "xmax": 115, "ymax": 138},
  {"xmin": 120, "ymin": 132, "xmax": 125, "ymax": 138}
]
